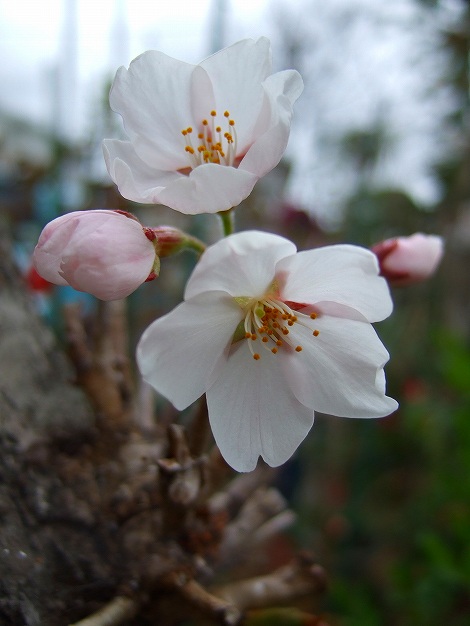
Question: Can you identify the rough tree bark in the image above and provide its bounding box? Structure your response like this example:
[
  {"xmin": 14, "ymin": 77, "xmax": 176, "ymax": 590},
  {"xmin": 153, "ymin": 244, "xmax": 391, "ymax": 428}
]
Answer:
[{"xmin": 0, "ymin": 225, "xmax": 327, "ymax": 626}]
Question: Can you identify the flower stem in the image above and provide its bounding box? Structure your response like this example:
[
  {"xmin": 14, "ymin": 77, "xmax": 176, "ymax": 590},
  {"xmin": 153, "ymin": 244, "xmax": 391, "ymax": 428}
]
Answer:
[
  {"xmin": 185, "ymin": 235, "xmax": 207, "ymax": 256},
  {"xmin": 219, "ymin": 209, "xmax": 235, "ymax": 237}
]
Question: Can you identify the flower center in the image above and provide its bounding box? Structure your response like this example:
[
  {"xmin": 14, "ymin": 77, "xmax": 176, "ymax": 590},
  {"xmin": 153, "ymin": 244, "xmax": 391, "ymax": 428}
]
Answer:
[
  {"xmin": 181, "ymin": 110, "xmax": 238, "ymax": 169},
  {"xmin": 240, "ymin": 297, "xmax": 320, "ymax": 361}
]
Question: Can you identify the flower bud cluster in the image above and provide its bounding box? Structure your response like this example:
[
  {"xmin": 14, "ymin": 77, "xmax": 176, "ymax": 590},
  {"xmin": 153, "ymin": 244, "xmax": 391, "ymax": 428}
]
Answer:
[{"xmin": 33, "ymin": 211, "xmax": 195, "ymax": 301}]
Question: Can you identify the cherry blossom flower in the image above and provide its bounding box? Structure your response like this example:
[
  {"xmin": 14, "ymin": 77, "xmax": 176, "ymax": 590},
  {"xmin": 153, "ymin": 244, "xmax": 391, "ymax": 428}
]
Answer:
[
  {"xmin": 372, "ymin": 233, "xmax": 443, "ymax": 286},
  {"xmin": 103, "ymin": 38, "xmax": 303, "ymax": 215},
  {"xmin": 33, "ymin": 210, "xmax": 158, "ymax": 301},
  {"xmin": 137, "ymin": 231, "xmax": 398, "ymax": 472}
]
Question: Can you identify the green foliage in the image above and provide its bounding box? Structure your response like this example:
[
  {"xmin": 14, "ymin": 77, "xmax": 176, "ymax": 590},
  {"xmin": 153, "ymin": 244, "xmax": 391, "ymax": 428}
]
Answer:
[{"xmin": 294, "ymin": 321, "xmax": 470, "ymax": 624}]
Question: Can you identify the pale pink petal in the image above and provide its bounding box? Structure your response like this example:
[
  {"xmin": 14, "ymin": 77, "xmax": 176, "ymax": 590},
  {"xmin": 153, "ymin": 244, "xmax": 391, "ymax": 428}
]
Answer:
[
  {"xmin": 34, "ymin": 209, "xmax": 123, "ymax": 284},
  {"xmin": 61, "ymin": 228, "xmax": 155, "ymax": 300},
  {"xmin": 378, "ymin": 233, "xmax": 444, "ymax": 286},
  {"xmin": 284, "ymin": 316, "xmax": 398, "ymax": 418},
  {"xmin": 137, "ymin": 292, "xmax": 242, "ymax": 411},
  {"xmin": 33, "ymin": 213, "xmax": 80, "ymax": 285},
  {"xmin": 200, "ymin": 38, "xmax": 272, "ymax": 150},
  {"xmin": 185, "ymin": 231, "xmax": 297, "ymax": 299},
  {"xmin": 207, "ymin": 342, "xmax": 314, "ymax": 472},
  {"xmin": 109, "ymin": 51, "xmax": 197, "ymax": 169},
  {"xmin": 155, "ymin": 163, "xmax": 258, "ymax": 215},
  {"xmin": 277, "ymin": 245, "xmax": 392, "ymax": 323},
  {"xmin": 103, "ymin": 139, "xmax": 182, "ymax": 204}
]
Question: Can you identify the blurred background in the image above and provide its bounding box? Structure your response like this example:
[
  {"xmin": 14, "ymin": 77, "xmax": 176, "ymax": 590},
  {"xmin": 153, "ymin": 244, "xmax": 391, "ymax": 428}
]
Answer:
[{"xmin": 1, "ymin": 0, "xmax": 469, "ymax": 624}]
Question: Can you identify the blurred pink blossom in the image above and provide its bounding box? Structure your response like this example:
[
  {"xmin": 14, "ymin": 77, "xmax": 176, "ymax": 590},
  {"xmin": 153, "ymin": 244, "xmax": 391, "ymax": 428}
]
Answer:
[
  {"xmin": 33, "ymin": 210, "xmax": 158, "ymax": 300},
  {"xmin": 372, "ymin": 233, "xmax": 443, "ymax": 286}
]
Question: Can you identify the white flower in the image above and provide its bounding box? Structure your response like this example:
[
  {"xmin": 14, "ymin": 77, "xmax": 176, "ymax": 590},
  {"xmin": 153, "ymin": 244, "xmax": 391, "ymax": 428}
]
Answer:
[
  {"xmin": 103, "ymin": 38, "xmax": 303, "ymax": 215},
  {"xmin": 137, "ymin": 231, "xmax": 398, "ymax": 472}
]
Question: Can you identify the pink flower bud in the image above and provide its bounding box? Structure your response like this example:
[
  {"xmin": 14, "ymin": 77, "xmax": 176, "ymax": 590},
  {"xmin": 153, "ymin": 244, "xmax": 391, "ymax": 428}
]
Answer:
[
  {"xmin": 144, "ymin": 226, "xmax": 188, "ymax": 257},
  {"xmin": 33, "ymin": 210, "xmax": 158, "ymax": 300},
  {"xmin": 372, "ymin": 233, "xmax": 443, "ymax": 286}
]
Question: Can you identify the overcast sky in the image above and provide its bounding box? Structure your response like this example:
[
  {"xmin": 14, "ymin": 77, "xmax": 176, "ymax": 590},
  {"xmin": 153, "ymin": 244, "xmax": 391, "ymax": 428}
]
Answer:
[
  {"xmin": 0, "ymin": 0, "xmax": 464, "ymax": 222},
  {"xmin": 0, "ymin": 0, "xmax": 270, "ymax": 134}
]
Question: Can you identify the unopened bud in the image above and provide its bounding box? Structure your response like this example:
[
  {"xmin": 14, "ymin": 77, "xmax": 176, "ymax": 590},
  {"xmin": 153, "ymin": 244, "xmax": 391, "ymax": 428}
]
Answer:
[
  {"xmin": 33, "ymin": 210, "xmax": 158, "ymax": 300},
  {"xmin": 372, "ymin": 233, "xmax": 443, "ymax": 286},
  {"xmin": 146, "ymin": 226, "xmax": 189, "ymax": 257}
]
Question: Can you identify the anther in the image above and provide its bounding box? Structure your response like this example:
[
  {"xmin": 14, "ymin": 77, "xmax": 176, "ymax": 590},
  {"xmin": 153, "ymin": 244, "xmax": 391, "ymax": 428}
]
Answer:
[
  {"xmin": 310, "ymin": 313, "xmax": 317, "ymax": 319},
  {"xmin": 211, "ymin": 110, "xmax": 217, "ymax": 116},
  {"xmin": 253, "ymin": 353, "xmax": 261, "ymax": 360},
  {"xmin": 313, "ymin": 330, "xmax": 320, "ymax": 337},
  {"xmin": 295, "ymin": 346, "xmax": 303, "ymax": 352},
  {"xmin": 271, "ymin": 348, "xmax": 278, "ymax": 354}
]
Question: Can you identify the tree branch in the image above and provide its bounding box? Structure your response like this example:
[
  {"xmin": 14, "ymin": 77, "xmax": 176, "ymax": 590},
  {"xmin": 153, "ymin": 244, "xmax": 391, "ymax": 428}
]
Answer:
[
  {"xmin": 215, "ymin": 554, "xmax": 327, "ymax": 612},
  {"xmin": 68, "ymin": 596, "xmax": 137, "ymax": 626}
]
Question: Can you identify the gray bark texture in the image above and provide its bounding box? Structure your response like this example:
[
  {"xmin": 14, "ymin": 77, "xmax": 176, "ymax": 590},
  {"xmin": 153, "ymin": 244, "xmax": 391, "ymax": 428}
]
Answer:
[{"xmin": 0, "ymin": 226, "xmax": 110, "ymax": 625}]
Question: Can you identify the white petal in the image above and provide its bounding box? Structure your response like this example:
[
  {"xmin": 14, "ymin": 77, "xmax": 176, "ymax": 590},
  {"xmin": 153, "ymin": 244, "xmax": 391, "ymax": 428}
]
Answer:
[
  {"xmin": 137, "ymin": 292, "xmax": 242, "ymax": 411},
  {"xmin": 241, "ymin": 70, "xmax": 303, "ymax": 178},
  {"xmin": 265, "ymin": 69, "xmax": 304, "ymax": 106},
  {"xmin": 277, "ymin": 245, "xmax": 393, "ymax": 322},
  {"xmin": 155, "ymin": 162, "xmax": 258, "ymax": 215},
  {"xmin": 190, "ymin": 64, "xmax": 216, "ymax": 125},
  {"xmin": 200, "ymin": 38, "xmax": 272, "ymax": 151},
  {"xmin": 239, "ymin": 95, "xmax": 291, "ymax": 179},
  {"xmin": 207, "ymin": 342, "xmax": 314, "ymax": 472},
  {"xmin": 109, "ymin": 51, "xmax": 197, "ymax": 169},
  {"xmin": 185, "ymin": 231, "xmax": 297, "ymax": 299},
  {"xmin": 284, "ymin": 316, "xmax": 398, "ymax": 418},
  {"xmin": 103, "ymin": 139, "xmax": 182, "ymax": 204}
]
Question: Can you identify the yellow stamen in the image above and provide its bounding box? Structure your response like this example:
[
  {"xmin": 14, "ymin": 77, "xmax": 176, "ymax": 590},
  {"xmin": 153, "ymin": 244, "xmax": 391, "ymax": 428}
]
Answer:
[
  {"xmin": 239, "ymin": 293, "xmax": 320, "ymax": 361},
  {"xmin": 182, "ymin": 110, "xmax": 239, "ymax": 168}
]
